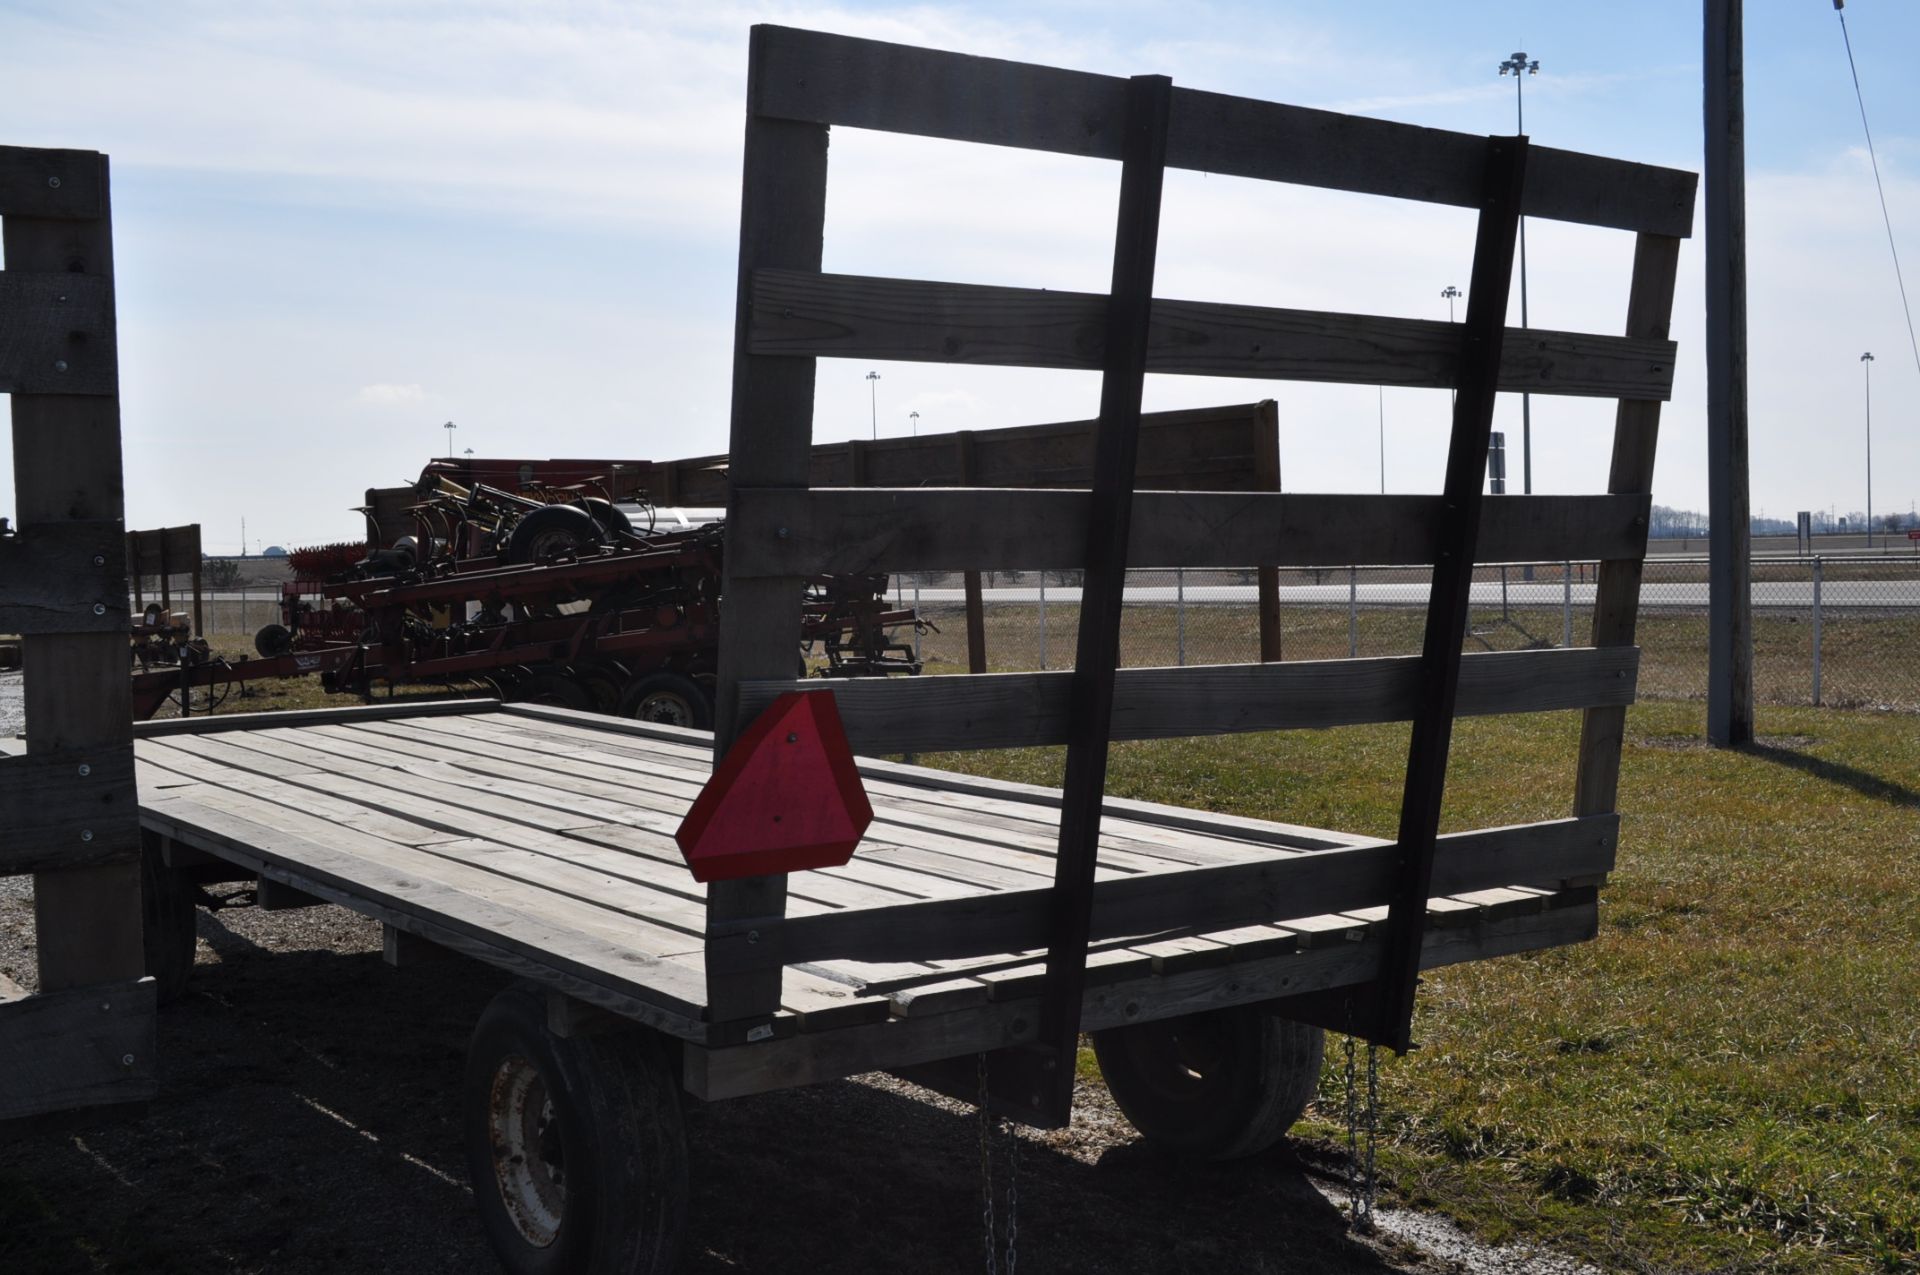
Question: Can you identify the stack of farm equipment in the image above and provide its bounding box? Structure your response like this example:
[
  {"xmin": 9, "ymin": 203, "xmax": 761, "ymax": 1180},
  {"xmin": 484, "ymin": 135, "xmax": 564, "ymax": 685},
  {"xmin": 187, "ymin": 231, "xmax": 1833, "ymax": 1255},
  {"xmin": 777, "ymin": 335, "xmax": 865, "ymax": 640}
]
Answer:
[{"xmin": 129, "ymin": 463, "xmax": 927, "ymax": 721}]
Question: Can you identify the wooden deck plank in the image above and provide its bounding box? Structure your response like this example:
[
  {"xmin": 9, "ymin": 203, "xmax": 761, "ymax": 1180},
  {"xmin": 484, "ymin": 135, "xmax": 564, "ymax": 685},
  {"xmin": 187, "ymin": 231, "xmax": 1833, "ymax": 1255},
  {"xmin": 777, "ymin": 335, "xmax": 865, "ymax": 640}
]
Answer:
[{"xmin": 397, "ymin": 713, "xmax": 1303, "ymax": 870}]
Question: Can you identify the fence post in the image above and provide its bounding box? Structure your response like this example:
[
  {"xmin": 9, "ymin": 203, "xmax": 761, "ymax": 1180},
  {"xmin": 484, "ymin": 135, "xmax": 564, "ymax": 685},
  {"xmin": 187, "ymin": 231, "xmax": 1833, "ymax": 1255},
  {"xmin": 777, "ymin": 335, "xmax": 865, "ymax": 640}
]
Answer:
[
  {"xmin": 1811, "ymin": 556, "xmax": 1823, "ymax": 707},
  {"xmin": 912, "ymin": 576, "xmax": 922, "ymax": 664},
  {"xmin": 1348, "ymin": 566, "xmax": 1358, "ymax": 658},
  {"xmin": 1176, "ymin": 567, "xmax": 1186, "ymax": 666},
  {"xmin": 1563, "ymin": 561, "xmax": 1573, "ymax": 647},
  {"xmin": 1038, "ymin": 576, "xmax": 1048, "ymax": 670},
  {"xmin": 1500, "ymin": 563, "xmax": 1510, "ymax": 623}
]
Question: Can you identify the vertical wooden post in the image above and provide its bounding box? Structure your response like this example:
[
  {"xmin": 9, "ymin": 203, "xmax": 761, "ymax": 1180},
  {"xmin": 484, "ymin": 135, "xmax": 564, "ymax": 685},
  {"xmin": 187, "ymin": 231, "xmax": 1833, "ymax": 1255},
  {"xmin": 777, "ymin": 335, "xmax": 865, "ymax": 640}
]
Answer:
[
  {"xmin": 1254, "ymin": 399, "xmax": 1283, "ymax": 662},
  {"xmin": 189, "ymin": 526, "xmax": 205, "ymax": 638},
  {"xmin": 957, "ymin": 431, "xmax": 988, "ymax": 674},
  {"xmin": 1705, "ymin": 0, "xmax": 1754, "ymax": 745},
  {"xmin": 708, "ymin": 29, "xmax": 830, "ymax": 1024},
  {"xmin": 5, "ymin": 161, "xmax": 147, "ymax": 993},
  {"xmin": 1373, "ymin": 135, "xmax": 1528, "ymax": 1050},
  {"xmin": 1574, "ymin": 234, "xmax": 1683, "ymax": 816},
  {"xmin": 1035, "ymin": 75, "xmax": 1173, "ymax": 1123}
]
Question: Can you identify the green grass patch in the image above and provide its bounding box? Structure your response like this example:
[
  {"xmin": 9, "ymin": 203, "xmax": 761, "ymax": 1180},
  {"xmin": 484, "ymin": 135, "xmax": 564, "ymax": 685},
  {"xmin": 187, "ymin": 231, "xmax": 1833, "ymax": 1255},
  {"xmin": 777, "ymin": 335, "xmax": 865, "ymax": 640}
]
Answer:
[{"xmin": 927, "ymin": 702, "xmax": 1920, "ymax": 1273}]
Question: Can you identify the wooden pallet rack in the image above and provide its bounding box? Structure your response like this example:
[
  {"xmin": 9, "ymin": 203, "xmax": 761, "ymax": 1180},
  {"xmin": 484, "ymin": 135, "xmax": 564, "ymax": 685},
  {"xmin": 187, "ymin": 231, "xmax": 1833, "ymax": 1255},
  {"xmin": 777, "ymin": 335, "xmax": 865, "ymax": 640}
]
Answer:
[{"xmin": 0, "ymin": 144, "xmax": 156, "ymax": 1125}]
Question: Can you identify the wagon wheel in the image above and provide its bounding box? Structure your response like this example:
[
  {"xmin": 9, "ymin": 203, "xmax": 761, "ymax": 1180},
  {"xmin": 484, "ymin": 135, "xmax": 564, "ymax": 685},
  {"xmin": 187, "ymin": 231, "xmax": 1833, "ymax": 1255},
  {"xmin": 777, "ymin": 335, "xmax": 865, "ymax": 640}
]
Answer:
[
  {"xmin": 617, "ymin": 673, "xmax": 713, "ymax": 730},
  {"xmin": 1091, "ymin": 1005, "xmax": 1324, "ymax": 1160},
  {"xmin": 140, "ymin": 832, "xmax": 198, "ymax": 1005},
  {"xmin": 505, "ymin": 504, "xmax": 603, "ymax": 565},
  {"xmin": 464, "ymin": 983, "xmax": 687, "ymax": 1275},
  {"xmin": 507, "ymin": 671, "xmax": 595, "ymax": 712}
]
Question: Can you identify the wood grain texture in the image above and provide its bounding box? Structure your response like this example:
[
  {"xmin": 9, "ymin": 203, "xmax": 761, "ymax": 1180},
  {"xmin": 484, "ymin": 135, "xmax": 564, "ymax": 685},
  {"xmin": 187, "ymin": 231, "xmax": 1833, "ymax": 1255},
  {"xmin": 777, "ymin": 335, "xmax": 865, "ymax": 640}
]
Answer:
[
  {"xmin": 0, "ymin": 270, "xmax": 117, "ymax": 395},
  {"xmin": 134, "ymin": 696, "xmax": 502, "ymax": 738},
  {"xmin": 711, "ymin": 37, "xmax": 833, "ymax": 1020},
  {"xmin": 742, "ymin": 645, "xmax": 1636, "ymax": 755},
  {"xmin": 749, "ymin": 270, "xmax": 1678, "ymax": 400},
  {"xmin": 747, "ymin": 26, "xmax": 1697, "ymax": 237},
  {"xmin": 1577, "ymin": 234, "xmax": 1684, "ymax": 818},
  {"xmin": 0, "ymin": 744, "xmax": 139, "ymax": 872},
  {"xmin": 728, "ymin": 488, "xmax": 1649, "ymax": 576},
  {"xmin": 708, "ymin": 815, "xmax": 1615, "ymax": 970},
  {"xmin": 9, "ymin": 176, "xmax": 147, "ymax": 1002},
  {"xmin": 0, "ymin": 978, "xmax": 156, "ymax": 1121},
  {"xmin": 0, "ymin": 518, "xmax": 128, "ymax": 633},
  {"xmin": 0, "ymin": 145, "xmax": 106, "ymax": 219},
  {"xmin": 686, "ymin": 893, "xmax": 1596, "ymax": 1100}
]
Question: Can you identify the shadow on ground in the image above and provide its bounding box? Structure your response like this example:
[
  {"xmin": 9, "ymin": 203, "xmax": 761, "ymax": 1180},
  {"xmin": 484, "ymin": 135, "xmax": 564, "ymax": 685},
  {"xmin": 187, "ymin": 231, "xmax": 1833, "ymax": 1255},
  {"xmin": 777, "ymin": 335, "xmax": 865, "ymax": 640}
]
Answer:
[{"xmin": 0, "ymin": 905, "xmax": 1420, "ymax": 1275}]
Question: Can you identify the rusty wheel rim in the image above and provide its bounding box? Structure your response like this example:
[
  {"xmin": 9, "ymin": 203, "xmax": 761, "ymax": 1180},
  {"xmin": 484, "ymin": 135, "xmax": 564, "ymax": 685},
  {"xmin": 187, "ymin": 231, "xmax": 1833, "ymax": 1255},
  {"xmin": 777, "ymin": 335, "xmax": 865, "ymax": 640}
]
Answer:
[{"xmin": 488, "ymin": 1053, "xmax": 567, "ymax": 1248}]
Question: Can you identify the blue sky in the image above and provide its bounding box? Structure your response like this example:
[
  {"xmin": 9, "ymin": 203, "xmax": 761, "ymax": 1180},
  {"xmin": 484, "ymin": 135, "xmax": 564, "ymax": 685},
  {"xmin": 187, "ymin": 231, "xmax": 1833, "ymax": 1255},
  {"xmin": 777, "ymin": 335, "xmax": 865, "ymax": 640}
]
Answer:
[{"xmin": 3, "ymin": 0, "xmax": 1916, "ymax": 551}]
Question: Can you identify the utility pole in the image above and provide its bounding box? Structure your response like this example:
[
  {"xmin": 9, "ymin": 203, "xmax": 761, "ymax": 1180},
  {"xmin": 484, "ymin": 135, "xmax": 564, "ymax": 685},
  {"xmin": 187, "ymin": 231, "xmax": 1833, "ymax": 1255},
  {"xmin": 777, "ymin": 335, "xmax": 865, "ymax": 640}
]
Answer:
[
  {"xmin": 865, "ymin": 370, "xmax": 881, "ymax": 440},
  {"xmin": 442, "ymin": 419, "xmax": 457, "ymax": 459},
  {"xmin": 1861, "ymin": 351, "xmax": 1875, "ymax": 548},
  {"xmin": 1498, "ymin": 53, "xmax": 1538, "ymax": 494},
  {"xmin": 1377, "ymin": 386, "xmax": 1386, "ymax": 493},
  {"xmin": 909, "ymin": 409, "xmax": 920, "ymax": 437},
  {"xmin": 1705, "ymin": 0, "xmax": 1754, "ymax": 745}
]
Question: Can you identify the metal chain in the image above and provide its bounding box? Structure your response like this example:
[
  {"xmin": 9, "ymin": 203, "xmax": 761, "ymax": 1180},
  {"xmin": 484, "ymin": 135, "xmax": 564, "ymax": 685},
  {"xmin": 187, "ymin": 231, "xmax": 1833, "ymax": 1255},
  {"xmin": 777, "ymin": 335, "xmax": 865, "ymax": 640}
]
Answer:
[
  {"xmin": 1343, "ymin": 1034, "xmax": 1380, "ymax": 1233},
  {"xmin": 978, "ymin": 1054, "xmax": 999, "ymax": 1275},
  {"xmin": 1004, "ymin": 1111, "xmax": 1019, "ymax": 1275},
  {"xmin": 1342, "ymin": 1033, "xmax": 1359, "ymax": 1215}
]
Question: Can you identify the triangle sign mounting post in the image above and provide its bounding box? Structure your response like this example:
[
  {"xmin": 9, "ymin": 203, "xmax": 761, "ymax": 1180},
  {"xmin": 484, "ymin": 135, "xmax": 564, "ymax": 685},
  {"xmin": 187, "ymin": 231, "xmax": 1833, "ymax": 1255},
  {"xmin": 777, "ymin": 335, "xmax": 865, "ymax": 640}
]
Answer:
[{"xmin": 675, "ymin": 690, "xmax": 874, "ymax": 883}]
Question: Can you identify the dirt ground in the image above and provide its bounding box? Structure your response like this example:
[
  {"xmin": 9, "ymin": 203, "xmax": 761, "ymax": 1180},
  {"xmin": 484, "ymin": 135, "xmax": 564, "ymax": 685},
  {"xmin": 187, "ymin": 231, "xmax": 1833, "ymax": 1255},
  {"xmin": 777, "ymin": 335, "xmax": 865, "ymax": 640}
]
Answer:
[{"xmin": 0, "ymin": 875, "xmax": 1518, "ymax": 1275}]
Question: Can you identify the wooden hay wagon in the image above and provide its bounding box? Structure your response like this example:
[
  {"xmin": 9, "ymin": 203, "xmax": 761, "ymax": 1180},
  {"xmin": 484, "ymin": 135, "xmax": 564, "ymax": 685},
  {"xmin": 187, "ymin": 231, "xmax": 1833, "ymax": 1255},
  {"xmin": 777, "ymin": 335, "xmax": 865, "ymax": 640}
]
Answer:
[{"xmin": 10, "ymin": 25, "xmax": 1694, "ymax": 1274}]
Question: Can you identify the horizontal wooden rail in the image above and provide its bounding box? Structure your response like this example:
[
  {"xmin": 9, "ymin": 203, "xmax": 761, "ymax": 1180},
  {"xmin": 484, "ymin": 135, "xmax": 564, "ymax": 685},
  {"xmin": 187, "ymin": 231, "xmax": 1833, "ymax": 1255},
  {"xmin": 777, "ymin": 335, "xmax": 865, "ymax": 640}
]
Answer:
[
  {"xmin": 0, "ymin": 744, "xmax": 140, "ymax": 874},
  {"xmin": 750, "ymin": 270, "xmax": 1677, "ymax": 399},
  {"xmin": 707, "ymin": 814, "xmax": 1617, "ymax": 970},
  {"xmin": 0, "ymin": 272, "xmax": 118, "ymax": 395},
  {"xmin": 0, "ymin": 145, "xmax": 106, "ymax": 219},
  {"xmin": 729, "ymin": 488, "xmax": 1649, "ymax": 577},
  {"xmin": 0, "ymin": 519, "xmax": 129, "ymax": 633},
  {"xmin": 741, "ymin": 646, "xmax": 1639, "ymax": 754},
  {"xmin": 0, "ymin": 977, "xmax": 157, "ymax": 1122},
  {"xmin": 749, "ymin": 26, "xmax": 1696, "ymax": 237}
]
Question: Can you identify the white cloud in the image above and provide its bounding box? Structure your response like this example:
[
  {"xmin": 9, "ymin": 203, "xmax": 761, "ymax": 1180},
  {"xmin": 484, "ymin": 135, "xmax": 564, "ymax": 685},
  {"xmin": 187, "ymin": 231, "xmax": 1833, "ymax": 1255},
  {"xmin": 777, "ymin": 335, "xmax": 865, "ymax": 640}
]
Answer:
[{"xmin": 354, "ymin": 382, "xmax": 428, "ymax": 406}]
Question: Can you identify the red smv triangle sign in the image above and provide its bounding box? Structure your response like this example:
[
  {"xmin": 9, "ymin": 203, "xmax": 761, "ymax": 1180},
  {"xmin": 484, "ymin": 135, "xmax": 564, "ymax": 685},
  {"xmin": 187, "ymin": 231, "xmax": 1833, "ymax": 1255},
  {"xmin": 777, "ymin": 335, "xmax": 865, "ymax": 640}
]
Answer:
[{"xmin": 674, "ymin": 690, "xmax": 874, "ymax": 882}]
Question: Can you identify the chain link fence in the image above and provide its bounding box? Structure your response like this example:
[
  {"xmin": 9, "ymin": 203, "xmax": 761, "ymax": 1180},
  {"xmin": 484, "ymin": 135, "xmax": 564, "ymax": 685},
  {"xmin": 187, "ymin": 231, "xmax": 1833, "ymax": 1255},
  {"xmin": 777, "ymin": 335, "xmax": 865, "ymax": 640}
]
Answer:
[{"xmin": 895, "ymin": 556, "xmax": 1920, "ymax": 713}]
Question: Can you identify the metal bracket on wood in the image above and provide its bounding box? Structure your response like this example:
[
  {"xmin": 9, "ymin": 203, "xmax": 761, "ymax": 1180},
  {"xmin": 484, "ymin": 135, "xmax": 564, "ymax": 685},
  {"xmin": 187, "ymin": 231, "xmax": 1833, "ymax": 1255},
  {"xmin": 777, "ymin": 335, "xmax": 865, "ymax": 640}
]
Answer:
[{"xmin": 1370, "ymin": 134, "xmax": 1531, "ymax": 1052}]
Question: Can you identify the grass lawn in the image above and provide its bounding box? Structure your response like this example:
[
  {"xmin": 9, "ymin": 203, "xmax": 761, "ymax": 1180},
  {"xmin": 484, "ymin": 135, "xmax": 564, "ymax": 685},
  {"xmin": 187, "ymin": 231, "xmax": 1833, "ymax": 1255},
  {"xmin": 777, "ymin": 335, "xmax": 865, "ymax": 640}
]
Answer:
[{"xmin": 924, "ymin": 701, "xmax": 1920, "ymax": 1274}]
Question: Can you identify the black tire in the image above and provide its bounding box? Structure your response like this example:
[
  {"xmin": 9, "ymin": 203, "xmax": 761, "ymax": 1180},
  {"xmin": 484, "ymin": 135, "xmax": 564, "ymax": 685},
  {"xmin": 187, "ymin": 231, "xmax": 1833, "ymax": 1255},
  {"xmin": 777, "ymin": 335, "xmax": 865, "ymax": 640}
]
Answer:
[
  {"xmin": 506, "ymin": 505, "xmax": 603, "ymax": 565},
  {"xmin": 254, "ymin": 623, "xmax": 294, "ymax": 657},
  {"xmin": 570, "ymin": 497, "xmax": 633, "ymax": 539},
  {"xmin": 141, "ymin": 832, "xmax": 198, "ymax": 1005},
  {"xmin": 464, "ymin": 983, "xmax": 687, "ymax": 1275},
  {"xmin": 507, "ymin": 672, "xmax": 595, "ymax": 712},
  {"xmin": 617, "ymin": 673, "xmax": 713, "ymax": 730},
  {"xmin": 1092, "ymin": 1005, "xmax": 1325, "ymax": 1160}
]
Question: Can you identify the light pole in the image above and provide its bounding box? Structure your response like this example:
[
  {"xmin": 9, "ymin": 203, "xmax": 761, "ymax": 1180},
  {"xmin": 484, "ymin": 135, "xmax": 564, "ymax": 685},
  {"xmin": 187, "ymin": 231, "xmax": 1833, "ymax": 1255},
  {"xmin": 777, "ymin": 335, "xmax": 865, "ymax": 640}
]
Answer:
[
  {"xmin": 1499, "ymin": 52, "xmax": 1539, "ymax": 494},
  {"xmin": 865, "ymin": 370, "xmax": 881, "ymax": 440},
  {"xmin": 442, "ymin": 419, "xmax": 457, "ymax": 458},
  {"xmin": 909, "ymin": 409, "xmax": 920, "ymax": 437},
  {"xmin": 1861, "ymin": 351, "xmax": 1875, "ymax": 548},
  {"xmin": 1377, "ymin": 386, "xmax": 1385, "ymax": 494},
  {"xmin": 1441, "ymin": 284, "xmax": 1461, "ymax": 323}
]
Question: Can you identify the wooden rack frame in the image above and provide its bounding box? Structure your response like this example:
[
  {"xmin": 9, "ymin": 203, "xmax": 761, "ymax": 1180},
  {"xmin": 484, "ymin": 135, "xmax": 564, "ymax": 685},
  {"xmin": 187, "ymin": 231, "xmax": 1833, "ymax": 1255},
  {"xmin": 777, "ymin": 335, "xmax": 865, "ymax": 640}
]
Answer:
[
  {"xmin": 0, "ymin": 144, "xmax": 156, "ymax": 1125},
  {"xmin": 712, "ymin": 26, "xmax": 1690, "ymax": 1120}
]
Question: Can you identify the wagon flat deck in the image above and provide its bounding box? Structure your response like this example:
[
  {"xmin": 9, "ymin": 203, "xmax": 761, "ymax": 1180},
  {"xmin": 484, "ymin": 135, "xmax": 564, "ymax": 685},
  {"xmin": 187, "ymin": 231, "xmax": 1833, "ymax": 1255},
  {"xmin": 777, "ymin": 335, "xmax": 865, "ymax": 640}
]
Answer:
[{"xmin": 131, "ymin": 700, "xmax": 1601, "ymax": 1099}]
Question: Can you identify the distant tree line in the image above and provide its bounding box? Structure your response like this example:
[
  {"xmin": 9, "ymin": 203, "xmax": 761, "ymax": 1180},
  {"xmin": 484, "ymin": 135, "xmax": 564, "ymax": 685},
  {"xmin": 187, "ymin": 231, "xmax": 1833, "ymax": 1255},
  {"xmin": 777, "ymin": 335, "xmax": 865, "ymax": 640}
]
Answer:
[{"xmin": 1649, "ymin": 504, "xmax": 1918, "ymax": 538}]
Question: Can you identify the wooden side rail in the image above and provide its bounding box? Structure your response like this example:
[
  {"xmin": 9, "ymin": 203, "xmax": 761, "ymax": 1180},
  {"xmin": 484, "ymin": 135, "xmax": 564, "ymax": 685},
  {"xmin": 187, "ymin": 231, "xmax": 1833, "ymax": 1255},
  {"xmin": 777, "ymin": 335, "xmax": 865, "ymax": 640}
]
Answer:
[
  {"xmin": 729, "ymin": 489, "xmax": 1649, "ymax": 577},
  {"xmin": 0, "ymin": 519, "xmax": 128, "ymax": 633},
  {"xmin": 0, "ymin": 745, "xmax": 140, "ymax": 874},
  {"xmin": 748, "ymin": 26, "xmax": 1695, "ymax": 237},
  {"xmin": 742, "ymin": 646, "xmax": 1638, "ymax": 754},
  {"xmin": 707, "ymin": 814, "xmax": 1618, "ymax": 972},
  {"xmin": 750, "ymin": 270, "xmax": 1677, "ymax": 400}
]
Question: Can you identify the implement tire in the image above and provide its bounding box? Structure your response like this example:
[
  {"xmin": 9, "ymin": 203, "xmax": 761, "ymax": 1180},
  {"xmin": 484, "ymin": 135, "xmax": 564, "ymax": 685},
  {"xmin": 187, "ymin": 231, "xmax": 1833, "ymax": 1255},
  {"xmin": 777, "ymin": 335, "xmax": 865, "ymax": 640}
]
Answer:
[
  {"xmin": 464, "ymin": 983, "xmax": 687, "ymax": 1275},
  {"xmin": 1092, "ymin": 1005, "xmax": 1324, "ymax": 1160}
]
